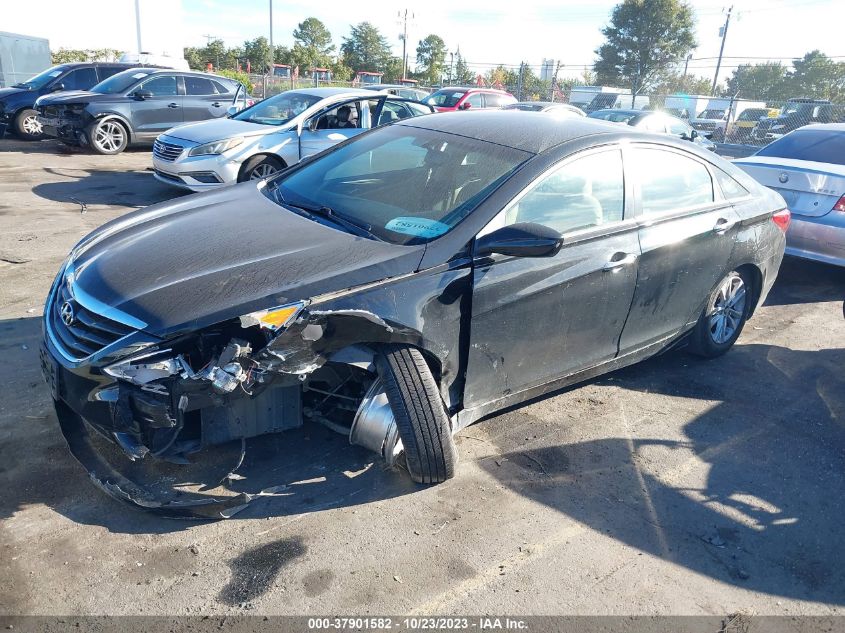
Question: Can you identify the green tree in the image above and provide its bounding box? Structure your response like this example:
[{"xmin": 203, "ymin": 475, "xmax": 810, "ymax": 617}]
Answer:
[
  {"xmin": 52, "ymin": 48, "xmax": 122, "ymax": 64},
  {"xmin": 415, "ymin": 34, "xmax": 447, "ymax": 85},
  {"xmin": 485, "ymin": 65, "xmax": 518, "ymax": 89},
  {"xmin": 292, "ymin": 17, "xmax": 335, "ymax": 70},
  {"xmin": 243, "ymin": 36, "xmax": 272, "ymax": 73},
  {"xmin": 789, "ymin": 50, "xmax": 845, "ymax": 102},
  {"xmin": 453, "ymin": 51, "xmax": 473, "ymax": 85},
  {"xmin": 654, "ymin": 72, "xmax": 713, "ymax": 96},
  {"xmin": 382, "ymin": 57, "xmax": 405, "ymax": 83},
  {"xmin": 340, "ymin": 22, "xmax": 392, "ymax": 72},
  {"xmin": 725, "ymin": 62, "xmax": 790, "ymax": 101},
  {"xmin": 594, "ymin": 0, "xmax": 697, "ymax": 105}
]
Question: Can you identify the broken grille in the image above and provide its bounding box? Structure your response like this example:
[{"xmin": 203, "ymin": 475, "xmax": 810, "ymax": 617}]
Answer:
[
  {"xmin": 153, "ymin": 139, "xmax": 184, "ymax": 162},
  {"xmin": 50, "ymin": 279, "xmax": 135, "ymax": 359}
]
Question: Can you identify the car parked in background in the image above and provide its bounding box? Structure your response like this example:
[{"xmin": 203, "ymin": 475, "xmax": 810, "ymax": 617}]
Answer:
[
  {"xmin": 35, "ymin": 68, "xmax": 247, "ymax": 154},
  {"xmin": 689, "ymin": 107, "xmax": 729, "ymax": 135},
  {"xmin": 425, "ymin": 87, "xmax": 516, "ymax": 112},
  {"xmin": 152, "ymin": 87, "xmax": 434, "ymax": 191},
  {"xmin": 724, "ymin": 107, "xmax": 780, "ymax": 143},
  {"xmin": 0, "ymin": 62, "xmax": 143, "ymax": 140},
  {"xmin": 362, "ymin": 83, "xmax": 430, "ymax": 101},
  {"xmin": 41, "ymin": 110, "xmax": 788, "ymax": 515},
  {"xmin": 588, "ymin": 109, "xmax": 716, "ymax": 151},
  {"xmin": 502, "ymin": 102, "xmax": 585, "ymax": 116},
  {"xmin": 734, "ymin": 124, "xmax": 845, "ymax": 267},
  {"xmin": 752, "ymin": 99, "xmax": 845, "ymax": 143}
]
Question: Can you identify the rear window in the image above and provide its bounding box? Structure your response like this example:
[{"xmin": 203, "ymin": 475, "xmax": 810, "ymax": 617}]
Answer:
[{"xmin": 755, "ymin": 129, "xmax": 845, "ymax": 166}]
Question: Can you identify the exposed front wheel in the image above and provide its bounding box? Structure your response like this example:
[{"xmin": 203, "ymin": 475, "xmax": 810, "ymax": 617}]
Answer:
[
  {"xmin": 240, "ymin": 155, "xmax": 284, "ymax": 182},
  {"xmin": 376, "ymin": 345, "xmax": 457, "ymax": 484},
  {"xmin": 14, "ymin": 109, "xmax": 43, "ymax": 140},
  {"xmin": 689, "ymin": 270, "xmax": 752, "ymax": 358},
  {"xmin": 88, "ymin": 119, "xmax": 128, "ymax": 154}
]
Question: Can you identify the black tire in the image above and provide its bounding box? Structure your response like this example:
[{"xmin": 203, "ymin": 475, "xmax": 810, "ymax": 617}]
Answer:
[
  {"xmin": 239, "ymin": 155, "xmax": 284, "ymax": 182},
  {"xmin": 688, "ymin": 269, "xmax": 753, "ymax": 358},
  {"xmin": 376, "ymin": 345, "xmax": 457, "ymax": 484},
  {"xmin": 87, "ymin": 118, "xmax": 128, "ymax": 155},
  {"xmin": 13, "ymin": 108, "xmax": 43, "ymax": 140}
]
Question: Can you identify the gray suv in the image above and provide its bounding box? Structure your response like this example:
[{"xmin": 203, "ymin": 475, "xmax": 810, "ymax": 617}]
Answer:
[{"xmin": 35, "ymin": 68, "xmax": 247, "ymax": 154}]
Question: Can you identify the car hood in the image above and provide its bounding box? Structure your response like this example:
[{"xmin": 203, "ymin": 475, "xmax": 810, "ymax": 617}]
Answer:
[
  {"xmin": 37, "ymin": 90, "xmax": 117, "ymax": 105},
  {"xmin": 0, "ymin": 86, "xmax": 26, "ymax": 101},
  {"xmin": 68, "ymin": 183, "xmax": 424, "ymax": 336},
  {"xmin": 164, "ymin": 118, "xmax": 281, "ymax": 144}
]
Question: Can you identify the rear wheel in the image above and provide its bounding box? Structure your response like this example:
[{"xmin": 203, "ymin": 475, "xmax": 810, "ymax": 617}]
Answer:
[
  {"xmin": 240, "ymin": 155, "xmax": 284, "ymax": 182},
  {"xmin": 14, "ymin": 108, "xmax": 43, "ymax": 140},
  {"xmin": 88, "ymin": 119, "xmax": 128, "ymax": 155},
  {"xmin": 376, "ymin": 345, "xmax": 457, "ymax": 484},
  {"xmin": 688, "ymin": 270, "xmax": 752, "ymax": 358}
]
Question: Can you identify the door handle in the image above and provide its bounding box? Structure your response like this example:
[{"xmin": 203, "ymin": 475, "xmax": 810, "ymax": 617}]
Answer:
[
  {"xmin": 167, "ymin": 103, "xmax": 179, "ymax": 108},
  {"xmin": 602, "ymin": 252, "xmax": 638, "ymax": 272},
  {"xmin": 212, "ymin": 102, "xmax": 222, "ymax": 108},
  {"xmin": 712, "ymin": 218, "xmax": 736, "ymax": 233}
]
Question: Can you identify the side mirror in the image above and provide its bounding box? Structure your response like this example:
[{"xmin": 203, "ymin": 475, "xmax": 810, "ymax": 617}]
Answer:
[
  {"xmin": 133, "ymin": 90, "xmax": 153, "ymax": 100},
  {"xmin": 476, "ymin": 223, "xmax": 563, "ymax": 258},
  {"xmin": 226, "ymin": 105, "xmax": 238, "ymax": 117},
  {"xmin": 50, "ymin": 83, "xmax": 65, "ymax": 92},
  {"xmin": 703, "ymin": 131, "xmax": 714, "ymax": 140},
  {"xmin": 460, "ymin": 101, "xmax": 471, "ymax": 110}
]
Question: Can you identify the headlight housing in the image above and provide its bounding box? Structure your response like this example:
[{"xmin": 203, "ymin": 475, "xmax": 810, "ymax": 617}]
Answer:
[
  {"xmin": 188, "ymin": 136, "xmax": 244, "ymax": 157},
  {"xmin": 239, "ymin": 301, "xmax": 306, "ymax": 331}
]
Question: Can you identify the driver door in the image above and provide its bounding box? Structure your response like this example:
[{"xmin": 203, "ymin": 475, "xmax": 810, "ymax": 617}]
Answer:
[
  {"xmin": 129, "ymin": 74, "xmax": 183, "ymax": 140},
  {"xmin": 298, "ymin": 97, "xmax": 383, "ymax": 159},
  {"xmin": 464, "ymin": 147, "xmax": 641, "ymax": 409}
]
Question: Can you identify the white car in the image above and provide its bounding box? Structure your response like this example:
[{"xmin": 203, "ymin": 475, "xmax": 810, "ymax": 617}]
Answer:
[{"xmin": 152, "ymin": 87, "xmax": 434, "ymax": 192}]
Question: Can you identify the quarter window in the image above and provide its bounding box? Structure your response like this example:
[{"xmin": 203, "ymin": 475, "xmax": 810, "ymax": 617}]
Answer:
[
  {"xmin": 632, "ymin": 147, "xmax": 713, "ymax": 215},
  {"xmin": 496, "ymin": 150, "xmax": 625, "ymax": 235},
  {"xmin": 715, "ymin": 169, "xmax": 750, "ymax": 200}
]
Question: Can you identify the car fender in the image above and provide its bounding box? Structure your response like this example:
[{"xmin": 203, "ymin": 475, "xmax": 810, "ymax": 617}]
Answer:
[{"xmin": 90, "ymin": 112, "xmax": 136, "ymax": 142}]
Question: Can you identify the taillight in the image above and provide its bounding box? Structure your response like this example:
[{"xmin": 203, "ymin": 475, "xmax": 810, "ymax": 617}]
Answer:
[
  {"xmin": 832, "ymin": 195, "xmax": 845, "ymax": 213},
  {"xmin": 772, "ymin": 208, "xmax": 791, "ymax": 233}
]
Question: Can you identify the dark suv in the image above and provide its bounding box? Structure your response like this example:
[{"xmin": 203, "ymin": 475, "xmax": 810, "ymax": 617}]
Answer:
[
  {"xmin": 752, "ymin": 98, "xmax": 845, "ymax": 142},
  {"xmin": 35, "ymin": 68, "xmax": 247, "ymax": 154},
  {"xmin": 0, "ymin": 62, "xmax": 138, "ymax": 140}
]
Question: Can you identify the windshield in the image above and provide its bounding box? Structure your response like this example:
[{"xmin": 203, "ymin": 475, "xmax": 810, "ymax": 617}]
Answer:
[
  {"xmin": 14, "ymin": 66, "xmax": 66, "ymax": 89},
  {"xmin": 427, "ymin": 89, "xmax": 467, "ymax": 107},
  {"xmin": 265, "ymin": 125, "xmax": 530, "ymax": 244},
  {"xmin": 234, "ymin": 91, "xmax": 322, "ymax": 126},
  {"xmin": 697, "ymin": 108, "xmax": 727, "ymax": 120},
  {"xmin": 92, "ymin": 69, "xmax": 149, "ymax": 94},
  {"xmin": 589, "ymin": 110, "xmax": 636, "ymax": 123},
  {"xmin": 755, "ymin": 129, "xmax": 845, "ymax": 166},
  {"xmin": 738, "ymin": 109, "xmax": 768, "ymax": 121}
]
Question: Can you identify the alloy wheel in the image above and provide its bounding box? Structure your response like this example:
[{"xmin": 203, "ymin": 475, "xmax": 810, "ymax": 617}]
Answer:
[
  {"xmin": 22, "ymin": 114, "xmax": 42, "ymax": 136},
  {"xmin": 94, "ymin": 121, "xmax": 125, "ymax": 152},
  {"xmin": 707, "ymin": 274, "xmax": 746, "ymax": 345},
  {"xmin": 250, "ymin": 163, "xmax": 278, "ymax": 180}
]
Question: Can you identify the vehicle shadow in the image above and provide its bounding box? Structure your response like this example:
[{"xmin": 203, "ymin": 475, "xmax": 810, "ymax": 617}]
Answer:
[
  {"xmin": 481, "ymin": 342, "xmax": 845, "ymax": 604},
  {"xmin": 31, "ymin": 166, "xmax": 185, "ymax": 209},
  {"xmin": 763, "ymin": 256, "xmax": 845, "ymax": 306},
  {"xmin": 0, "ymin": 316, "xmax": 419, "ymax": 535},
  {"xmin": 0, "ymin": 136, "xmax": 151, "ymax": 156}
]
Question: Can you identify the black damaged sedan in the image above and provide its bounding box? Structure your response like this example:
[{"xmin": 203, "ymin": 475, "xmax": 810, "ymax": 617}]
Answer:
[{"xmin": 41, "ymin": 111, "xmax": 789, "ymax": 517}]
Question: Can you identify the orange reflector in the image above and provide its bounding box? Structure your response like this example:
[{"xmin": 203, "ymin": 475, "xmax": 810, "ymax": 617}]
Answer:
[{"xmin": 258, "ymin": 306, "xmax": 300, "ymax": 328}]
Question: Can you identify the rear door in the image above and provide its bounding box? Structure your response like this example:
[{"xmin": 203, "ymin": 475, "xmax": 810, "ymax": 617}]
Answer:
[
  {"xmin": 464, "ymin": 146, "xmax": 641, "ymax": 408},
  {"xmin": 182, "ymin": 75, "xmax": 228, "ymax": 122},
  {"xmin": 298, "ymin": 97, "xmax": 382, "ymax": 158},
  {"xmin": 129, "ymin": 73, "xmax": 183, "ymax": 139},
  {"xmin": 618, "ymin": 144, "xmax": 741, "ymax": 354}
]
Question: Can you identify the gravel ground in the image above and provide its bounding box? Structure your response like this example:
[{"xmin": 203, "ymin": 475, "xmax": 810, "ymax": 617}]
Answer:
[{"xmin": 1, "ymin": 137, "xmax": 844, "ymax": 618}]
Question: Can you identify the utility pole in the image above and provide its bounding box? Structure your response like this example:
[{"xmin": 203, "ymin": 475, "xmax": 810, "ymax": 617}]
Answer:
[
  {"xmin": 268, "ymin": 0, "xmax": 274, "ymax": 74},
  {"xmin": 134, "ymin": 0, "xmax": 143, "ymax": 53},
  {"xmin": 682, "ymin": 53, "xmax": 692, "ymax": 78},
  {"xmin": 516, "ymin": 62, "xmax": 524, "ymax": 101},
  {"xmin": 398, "ymin": 9, "xmax": 413, "ymax": 80},
  {"xmin": 712, "ymin": 6, "xmax": 733, "ymax": 96},
  {"xmin": 550, "ymin": 60, "xmax": 561, "ymax": 101},
  {"xmin": 449, "ymin": 52, "xmax": 454, "ymax": 86}
]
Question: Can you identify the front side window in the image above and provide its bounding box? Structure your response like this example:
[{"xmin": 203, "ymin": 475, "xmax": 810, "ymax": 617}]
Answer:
[
  {"xmin": 641, "ymin": 116, "xmax": 667, "ymax": 132},
  {"xmin": 140, "ymin": 75, "xmax": 178, "ymax": 96},
  {"xmin": 465, "ymin": 93, "xmax": 485, "ymax": 108},
  {"xmin": 426, "ymin": 89, "xmax": 466, "ymax": 108},
  {"xmin": 489, "ymin": 149, "xmax": 625, "ymax": 236},
  {"xmin": 631, "ymin": 147, "xmax": 714, "ymax": 215},
  {"xmin": 668, "ymin": 119, "xmax": 691, "ymax": 136},
  {"xmin": 311, "ymin": 99, "xmax": 376, "ymax": 130},
  {"xmin": 265, "ymin": 125, "xmax": 530, "ymax": 244}
]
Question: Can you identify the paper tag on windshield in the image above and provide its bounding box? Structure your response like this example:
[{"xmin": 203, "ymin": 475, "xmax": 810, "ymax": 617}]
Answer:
[
  {"xmin": 385, "ymin": 217, "xmax": 450, "ymax": 239},
  {"xmin": 132, "ymin": 73, "xmax": 149, "ymax": 79},
  {"xmin": 49, "ymin": 71, "xmax": 62, "ymax": 77}
]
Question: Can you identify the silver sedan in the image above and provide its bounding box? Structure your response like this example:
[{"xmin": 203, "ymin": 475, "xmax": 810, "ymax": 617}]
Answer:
[{"xmin": 734, "ymin": 123, "xmax": 845, "ymax": 267}]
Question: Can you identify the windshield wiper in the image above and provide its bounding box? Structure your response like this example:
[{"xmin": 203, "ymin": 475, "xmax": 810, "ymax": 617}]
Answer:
[{"xmin": 285, "ymin": 200, "xmax": 383, "ymax": 241}]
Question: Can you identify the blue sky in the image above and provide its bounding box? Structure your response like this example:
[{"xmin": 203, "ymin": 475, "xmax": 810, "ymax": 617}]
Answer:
[{"xmin": 5, "ymin": 0, "xmax": 842, "ymax": 84}]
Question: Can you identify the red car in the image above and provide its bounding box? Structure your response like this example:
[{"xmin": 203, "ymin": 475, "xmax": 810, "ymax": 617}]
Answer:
[{"xmin": 426, "ymin": 87, "xmax": 516, "ymax": 112}]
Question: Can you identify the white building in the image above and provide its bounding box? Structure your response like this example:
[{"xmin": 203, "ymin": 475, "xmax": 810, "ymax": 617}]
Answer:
[{"xmin": 540, "ymin": 58, "xmax": 555, "ymax": 82}]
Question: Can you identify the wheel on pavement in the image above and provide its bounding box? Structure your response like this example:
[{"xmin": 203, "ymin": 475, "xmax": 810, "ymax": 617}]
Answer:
[
  {"xmin": 376, "ymin": 345, "xmax": 457, "ymax": 484},
  {"xmin": 14, "ymin": 109, "xmax": 43, "ymax": 140},
  {"xmin": 240, "ymin": 155, "xmax": 284, "ymax": 182},
  {"xmin": 87, "ymin": 119, "xmax": 128, "ymax": 155},
  {"xmin": 688, "ymin": 269, "xmax": 752, "ymax": 358}
]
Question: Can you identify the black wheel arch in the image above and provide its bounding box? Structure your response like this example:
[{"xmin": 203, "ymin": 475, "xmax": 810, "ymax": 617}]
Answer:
[{"xmin": 237, "ymin": 153, "xmax": 287, "ymax": 181}]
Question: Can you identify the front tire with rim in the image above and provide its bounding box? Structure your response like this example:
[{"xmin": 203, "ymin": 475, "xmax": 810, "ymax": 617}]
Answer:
[
  {"xmin": 689, "ymin": 269, "xmax": 752, "ymax": 358},
  {"xmin": 87, "ymin": 119, "xmax": 128, "ymax": 155},
  {"xmin": 240, "ymin": 155, "xmax": 284, "ymax": 182},
  {"xmin": 14, "ymin": 108, "xmax": 43, "ymax": 140}
]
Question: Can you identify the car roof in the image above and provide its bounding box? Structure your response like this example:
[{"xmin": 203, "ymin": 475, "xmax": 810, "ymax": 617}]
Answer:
[
  {"xmin": 396, "ymin": 110, "xmax": 627, "ymax": 153},
  {"xmin": 800, "ymin": 123, "xmax": 845, "ymax": 132},
  {"xmin": 289, "ymin": 86, "xmax": 376, "ymax": 98},
  {"xmin": 433, "ymin": 86, "xmax": 510, "ymax": 94},
  {"xmin": 591, "ymin": 108, "xmax": 643, "ymax": 116}
]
